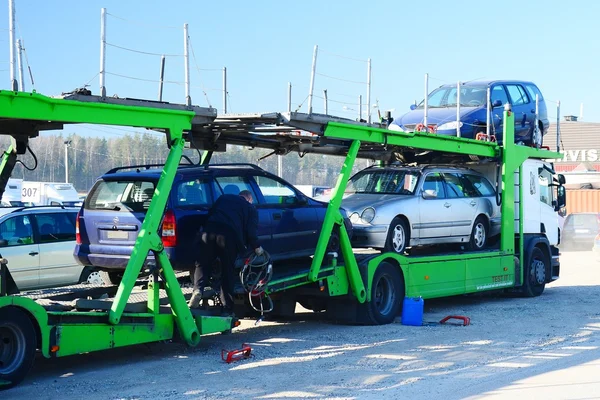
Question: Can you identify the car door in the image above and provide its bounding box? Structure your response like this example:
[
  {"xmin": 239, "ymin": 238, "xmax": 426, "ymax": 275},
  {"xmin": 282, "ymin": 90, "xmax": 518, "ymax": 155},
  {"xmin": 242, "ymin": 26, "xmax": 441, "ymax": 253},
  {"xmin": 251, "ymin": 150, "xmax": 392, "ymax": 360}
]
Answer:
[
  {"xmin": 253, "ymin": 175, "xmax": 319, "ymax": 259},
  {"xmin": 505, "ymin": 84, "xmax": 532, "ymax": 141},
  {"xmin": 0, "ymin": 214, "xmax": 40, "ymax": 290},
  {"xmin": 34, "ymin": 211, "xmax": 82, "ymax": 288},
  {"xmin": 490, "ymin": 84, "xmax": 510, "ymax": 137},
  {"xmin": 417, "ymin": 172, "xmax": 452, "ymax": 239},
  {"xmin": 443, "ymin": 173, "xmax": 478, "ymax": 237}
]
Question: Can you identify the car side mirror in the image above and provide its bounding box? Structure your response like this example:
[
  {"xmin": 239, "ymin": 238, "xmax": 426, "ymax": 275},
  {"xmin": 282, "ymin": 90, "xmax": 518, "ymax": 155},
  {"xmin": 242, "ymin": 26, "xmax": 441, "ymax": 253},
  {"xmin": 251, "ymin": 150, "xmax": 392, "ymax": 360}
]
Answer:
[
  {"xmin": 492, "ymin": 100, "xmax": 503, "ymax": 108},
  {"xmin": 422, "ymin": 189, "xmax": 438, "ymax": 199},
  {"xmin": 410, "ymin": 104, "xmax": 417, "ymax": 111},
  {"xmin": 297, "ymin": 196, "xmax": 308, "ymax": 205},
  {"xmin": 557, "ymin": 174, "xmax": 566, "ymax": 185}
]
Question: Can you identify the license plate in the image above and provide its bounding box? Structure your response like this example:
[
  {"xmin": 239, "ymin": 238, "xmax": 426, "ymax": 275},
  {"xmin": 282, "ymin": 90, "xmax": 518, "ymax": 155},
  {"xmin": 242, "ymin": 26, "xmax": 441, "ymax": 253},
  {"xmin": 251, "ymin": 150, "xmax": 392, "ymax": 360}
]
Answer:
[
  {"xmin": 575, "ymin": 229, "xmax": 589, "ymax": 234},
  {"xmin": 107, "ymin": 230, "xmax": 129, "ymax": 240}
]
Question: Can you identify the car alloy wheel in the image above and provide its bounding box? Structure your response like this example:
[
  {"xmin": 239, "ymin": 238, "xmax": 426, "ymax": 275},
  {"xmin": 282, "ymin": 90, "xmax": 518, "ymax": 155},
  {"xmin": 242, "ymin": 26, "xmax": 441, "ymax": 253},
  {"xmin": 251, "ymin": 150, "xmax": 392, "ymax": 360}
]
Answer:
[{"xmin": 473, "ymin": 222, "xmax": 486, "ymax": 248}]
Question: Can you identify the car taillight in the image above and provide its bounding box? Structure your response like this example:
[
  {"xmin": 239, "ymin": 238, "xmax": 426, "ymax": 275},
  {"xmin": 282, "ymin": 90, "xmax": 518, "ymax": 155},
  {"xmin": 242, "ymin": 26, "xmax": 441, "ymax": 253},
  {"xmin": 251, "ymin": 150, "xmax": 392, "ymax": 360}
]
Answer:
[
  {"xmin": 161, "ymin": 210, "xmax": 177, "ymax": 247},
  {"xmin": 75, "ymin": 211, "xmax": 81, "ymax": 244}
]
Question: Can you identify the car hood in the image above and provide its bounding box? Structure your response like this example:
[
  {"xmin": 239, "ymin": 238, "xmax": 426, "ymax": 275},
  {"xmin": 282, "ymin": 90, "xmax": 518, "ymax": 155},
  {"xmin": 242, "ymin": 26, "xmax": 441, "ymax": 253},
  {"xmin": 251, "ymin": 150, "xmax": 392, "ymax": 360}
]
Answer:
[
  {"xmin": 342, "ymin": 193, "xmax": 413, "ymax": 213},
  {"xmin": 392, "ymin": 107, "xmax": 479, "ymax": 129}
]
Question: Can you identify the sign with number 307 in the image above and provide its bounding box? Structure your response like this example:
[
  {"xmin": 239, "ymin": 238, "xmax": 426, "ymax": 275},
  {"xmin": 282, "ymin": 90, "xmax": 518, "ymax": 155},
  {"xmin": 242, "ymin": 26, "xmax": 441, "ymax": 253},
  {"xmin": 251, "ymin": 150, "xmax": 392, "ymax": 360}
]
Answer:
[{"xmin": 21, "ymin": 182, "xmax": 41, "ymax": 203}]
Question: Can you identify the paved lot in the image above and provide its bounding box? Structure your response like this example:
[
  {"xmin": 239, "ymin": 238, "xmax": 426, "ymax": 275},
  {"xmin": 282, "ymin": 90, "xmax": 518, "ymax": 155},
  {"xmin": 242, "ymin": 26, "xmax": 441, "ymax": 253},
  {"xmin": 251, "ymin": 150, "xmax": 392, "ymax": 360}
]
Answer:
[{"xmin": 5, "ymin": 251, "xmax": 600, "ymax": 399}]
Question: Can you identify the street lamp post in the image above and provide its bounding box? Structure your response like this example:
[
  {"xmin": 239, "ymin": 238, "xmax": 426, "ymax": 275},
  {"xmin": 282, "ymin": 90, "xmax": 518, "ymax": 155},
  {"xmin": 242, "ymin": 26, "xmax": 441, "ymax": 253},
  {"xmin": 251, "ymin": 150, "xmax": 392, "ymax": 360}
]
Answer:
[{"xmin": 64, "ymin": 140, "xmax": 72, "ymax": 183}]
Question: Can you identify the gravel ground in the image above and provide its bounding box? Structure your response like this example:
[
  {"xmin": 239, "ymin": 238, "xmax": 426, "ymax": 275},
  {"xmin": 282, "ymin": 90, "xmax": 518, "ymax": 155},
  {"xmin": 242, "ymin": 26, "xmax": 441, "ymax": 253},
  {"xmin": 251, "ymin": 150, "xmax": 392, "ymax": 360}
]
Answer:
[{"xmin": 5, "ymin": 250, "xmax": 600, "ymax": 400}]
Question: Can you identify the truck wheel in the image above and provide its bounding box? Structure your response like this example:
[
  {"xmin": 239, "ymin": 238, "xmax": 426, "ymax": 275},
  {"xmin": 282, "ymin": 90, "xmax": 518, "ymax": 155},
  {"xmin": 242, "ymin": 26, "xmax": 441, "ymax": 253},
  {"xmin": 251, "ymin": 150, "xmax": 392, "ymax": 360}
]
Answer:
[
  {"xmin": 523, "ymin": 247, "xmax": 546, "ymax": 297},
  {"xmin": 384, "ymin": 217, "xmax": 409, "ymax": 255},
  {"xmin": 0, "ymin": 307, "xmax": 37, "ymax": 390},
  {"xmin": 360, "ymin": 262, "xmax": 404, "ymax": 325},
  {"xmin": 466, "ymin": 216, "xmax": 487, "ymax": 251},
  {"xmin": 100, "ymin": 271, "xmax": 123, "ymax": 286}
]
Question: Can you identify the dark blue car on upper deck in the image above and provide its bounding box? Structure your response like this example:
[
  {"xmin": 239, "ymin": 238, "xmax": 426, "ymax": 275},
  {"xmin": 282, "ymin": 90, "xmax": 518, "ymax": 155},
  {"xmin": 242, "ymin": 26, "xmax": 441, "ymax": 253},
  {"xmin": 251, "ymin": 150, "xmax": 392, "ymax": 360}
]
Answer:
[
  {"xmin": 389, "ymin": 80, "xmax": 549, "ymax": 146},
  {"xmin": 74, "ymin": 163, "xmax": 349, "ymax": 284}
]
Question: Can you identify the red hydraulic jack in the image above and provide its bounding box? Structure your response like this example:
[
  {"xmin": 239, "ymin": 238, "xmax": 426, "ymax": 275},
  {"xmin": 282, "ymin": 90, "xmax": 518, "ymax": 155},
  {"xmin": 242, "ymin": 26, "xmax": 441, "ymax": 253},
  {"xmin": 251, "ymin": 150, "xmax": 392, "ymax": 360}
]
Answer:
[
  {"xmin": 222, "ymin": 343, "xmax": 253, "ymax": 363},
  {"xmin": 439, "ymin": 315, "xmax": 470, "ymax": 326}
]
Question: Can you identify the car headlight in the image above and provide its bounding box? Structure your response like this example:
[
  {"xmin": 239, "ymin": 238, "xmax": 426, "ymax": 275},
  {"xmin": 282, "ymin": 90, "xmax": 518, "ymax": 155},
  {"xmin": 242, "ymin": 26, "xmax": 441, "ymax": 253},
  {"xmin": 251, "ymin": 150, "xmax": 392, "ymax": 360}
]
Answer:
[
  {"xmin": 350, "ymin": 212, "xmax": 360, "ymax": 224},
  {"xmin": 436, "ymin": 121, "xmax": 463, "ymax": 131},
  {"xmin": 388, "ymin": 123, "xmax": 405, "ymax": 132},
  {"xmin": 360, "ymin": 207, "xmax": 376, "ymax": 223}
]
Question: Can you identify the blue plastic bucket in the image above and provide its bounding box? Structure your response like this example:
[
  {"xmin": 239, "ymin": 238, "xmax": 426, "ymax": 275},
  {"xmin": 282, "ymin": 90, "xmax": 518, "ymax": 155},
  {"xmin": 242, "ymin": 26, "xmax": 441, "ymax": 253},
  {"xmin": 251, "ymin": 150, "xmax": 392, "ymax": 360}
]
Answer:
[{"xmin": 401, "ymin": 297, "xmax": 424, "ymax": 326}]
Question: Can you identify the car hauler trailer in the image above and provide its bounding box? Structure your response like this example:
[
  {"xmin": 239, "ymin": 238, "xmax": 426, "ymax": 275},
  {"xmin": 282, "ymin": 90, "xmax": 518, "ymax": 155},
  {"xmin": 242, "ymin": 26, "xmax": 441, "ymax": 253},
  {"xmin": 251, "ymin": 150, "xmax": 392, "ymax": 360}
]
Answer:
[{"xmin": 0, "ymin": 90, "xmax": 564, "ymax": 389}]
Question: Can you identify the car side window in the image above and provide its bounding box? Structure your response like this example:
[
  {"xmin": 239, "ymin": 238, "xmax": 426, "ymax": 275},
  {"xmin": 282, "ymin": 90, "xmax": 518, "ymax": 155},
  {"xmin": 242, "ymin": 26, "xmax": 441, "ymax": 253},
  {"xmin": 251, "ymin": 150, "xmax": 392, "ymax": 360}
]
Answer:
[
  {"xmin": 422, "ymin": 173, "xmax": 446, "ymax": 199},
  {"xmin": 506, "ymin": 84, "xmax": 530, "ymax": 106},
  {"xmin": 214, "ymin": 176, "xmax": 257, "ymax": 201},
  {"xmin": 34, "ymin": 213, "xmax": 76, "ymax": 243},
  {"xmin": 254, "ymin": 176, "xmax": 299, "ymax": 205},
  {"xmin": 175, "ymin": 179, "xmax": 212, "ymax": 207},
  {"xmin": 491, "ymin": 85, "xmax": 509, "ymax": 107},
  {"xmin": 443, "ymin": 173, "xmax": 480, "ymax": 198},
  {"xmin": 525, "ymin": 84, "xmax": 543, "ymax": 102},
  {"xmin": 464, "ymin": 174, "xmax": 496, "ymax": 197},
  {"xmin": 0, "ymin": 215, "xmax": 33, "ymax": 247}
]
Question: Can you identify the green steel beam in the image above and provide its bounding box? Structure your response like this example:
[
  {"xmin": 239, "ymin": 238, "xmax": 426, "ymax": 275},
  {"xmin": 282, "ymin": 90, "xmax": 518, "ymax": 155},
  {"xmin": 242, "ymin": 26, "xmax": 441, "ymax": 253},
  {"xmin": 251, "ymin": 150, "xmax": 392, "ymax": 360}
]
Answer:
[
  {"xmin": 324, "ymin": 122, "xmax": 499, "ymax": 158},
  {"xmin": 0, "ymin": 90, "xmax": 193, "ymax": 133},
  {"xmin": 309, "ymin": 140, "xmax": 365, "ymax": 303}
]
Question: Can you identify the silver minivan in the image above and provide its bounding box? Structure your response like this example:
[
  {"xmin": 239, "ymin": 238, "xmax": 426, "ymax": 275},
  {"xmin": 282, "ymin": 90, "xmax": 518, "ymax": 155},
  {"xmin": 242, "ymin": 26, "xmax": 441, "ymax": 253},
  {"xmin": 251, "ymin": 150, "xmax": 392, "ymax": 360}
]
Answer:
[{"xmin": 342, "ymin": 165, "xmax": 501, "ymax": 254}]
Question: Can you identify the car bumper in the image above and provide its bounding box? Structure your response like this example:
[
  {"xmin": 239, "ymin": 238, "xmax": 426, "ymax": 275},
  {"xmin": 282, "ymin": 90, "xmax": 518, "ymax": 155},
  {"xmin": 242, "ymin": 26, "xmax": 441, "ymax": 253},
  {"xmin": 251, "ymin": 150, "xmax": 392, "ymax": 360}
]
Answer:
[
  {"xmin": 74, "ymin": 244, "xmax": 190, "ymax": 271},
  {"xmin": 350, "ymin": 224, "xmax": 388, "ymax": 249}
]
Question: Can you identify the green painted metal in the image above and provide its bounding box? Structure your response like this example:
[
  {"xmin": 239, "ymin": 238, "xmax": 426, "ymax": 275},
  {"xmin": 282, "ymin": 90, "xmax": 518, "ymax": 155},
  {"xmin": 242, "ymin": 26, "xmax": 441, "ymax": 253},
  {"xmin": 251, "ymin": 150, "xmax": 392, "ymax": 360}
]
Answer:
[
  {"xmin": 309, "ymin": 140, "xmax": 365, "ymax": 303},
  {"xmin": 519, "ymin": 164, "xmax": 525, "ymax": 282},
  {"xmin": 0, "ymin": 90, "xmax": 193, "ymax": 133},
  {"xmin": 0, "ymin": 296, "xmax": 52, "ymax": 357},
  {"xmin": 54, "ymin": 314, "xmax": 174, "ymax": 357},
  {"xmin": 201, "ymin": 150, "xmax": 213, "ymax": 164},
  {"xmin": 326, "ymin": 265, "xmax": 349, "ymax": 297},
  {"xmin": 195, "ymin": 315, "xmax": 232, "ymax": 334},
  {"xmin": 268, "ymin": 266, "xmax": 336, "ymax": 292}
]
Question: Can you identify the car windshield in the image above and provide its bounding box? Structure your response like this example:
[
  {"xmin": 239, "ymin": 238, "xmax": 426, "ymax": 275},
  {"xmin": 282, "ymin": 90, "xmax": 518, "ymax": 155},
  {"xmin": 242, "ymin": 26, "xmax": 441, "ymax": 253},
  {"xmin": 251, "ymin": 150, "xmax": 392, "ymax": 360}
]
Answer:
[
  {"xmin": 347, "ymin": 170, "xmax": 420, "ymax": 195},
  {"xmin": 417, "ymin": 85, "xmax": 488, "ymax": 108},
  {"xmin": 566, "ymin": 214, "xmax": 600, "ymax": 230},
  {"xmin": 86, "ymin": 180, "xmax": 156, "ymax": 212}
]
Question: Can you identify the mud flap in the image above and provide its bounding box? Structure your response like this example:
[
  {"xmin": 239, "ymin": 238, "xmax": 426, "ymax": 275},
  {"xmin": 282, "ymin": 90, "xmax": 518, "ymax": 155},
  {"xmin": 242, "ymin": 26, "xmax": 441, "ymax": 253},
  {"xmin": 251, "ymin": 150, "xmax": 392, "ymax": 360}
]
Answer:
[{"xmin": 0, "ymin": 261, "xmax": 19, "ymax": 296}]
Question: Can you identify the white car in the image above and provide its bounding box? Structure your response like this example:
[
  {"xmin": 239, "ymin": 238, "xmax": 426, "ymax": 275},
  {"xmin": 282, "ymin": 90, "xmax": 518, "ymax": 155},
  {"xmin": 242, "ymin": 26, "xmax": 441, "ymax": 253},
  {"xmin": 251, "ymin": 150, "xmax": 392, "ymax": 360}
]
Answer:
[{"xmin": 0, "ymin": 206, "xmax": 101, "ymax": 290}]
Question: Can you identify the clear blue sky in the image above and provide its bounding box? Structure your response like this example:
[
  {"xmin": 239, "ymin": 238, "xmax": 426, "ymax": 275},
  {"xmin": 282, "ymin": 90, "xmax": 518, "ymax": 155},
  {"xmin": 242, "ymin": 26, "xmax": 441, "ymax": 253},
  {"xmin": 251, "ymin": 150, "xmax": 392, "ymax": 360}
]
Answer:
[{"xmin": 1, "ymin": 0, "xmax": 599, "ymax": 128}]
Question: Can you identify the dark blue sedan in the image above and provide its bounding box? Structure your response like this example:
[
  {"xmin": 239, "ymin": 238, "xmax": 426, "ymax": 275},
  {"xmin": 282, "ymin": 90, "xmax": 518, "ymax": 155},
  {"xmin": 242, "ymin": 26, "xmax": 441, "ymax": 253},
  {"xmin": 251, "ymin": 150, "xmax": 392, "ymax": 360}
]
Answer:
[
  {"xmin": 74, "ymin": 163, "xmax": 348, "ymax": 284},
  {"xmin": 390, "ymin": 80, "xmax": 549, "ymax": 146}
]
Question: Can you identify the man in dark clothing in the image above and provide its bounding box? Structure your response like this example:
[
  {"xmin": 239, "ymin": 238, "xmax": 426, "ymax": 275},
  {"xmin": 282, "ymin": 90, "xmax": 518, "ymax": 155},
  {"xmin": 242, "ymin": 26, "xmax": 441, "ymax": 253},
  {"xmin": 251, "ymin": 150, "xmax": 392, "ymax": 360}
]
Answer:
[{"xmin": 189, "ymin": 190, "xmax": 262, "ymax": 314}]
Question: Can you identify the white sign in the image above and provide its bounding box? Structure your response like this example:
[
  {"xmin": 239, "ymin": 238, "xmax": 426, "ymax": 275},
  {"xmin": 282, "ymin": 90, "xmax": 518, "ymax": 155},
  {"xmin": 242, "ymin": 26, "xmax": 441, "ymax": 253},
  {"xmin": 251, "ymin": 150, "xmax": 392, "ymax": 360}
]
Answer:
[
  {"xmin": 555, "ymin": 149, "xmax": 599, "ymax": 163},
  {"xmin": 21, "ymin": 182, "xmax": 41, "ymax": 203}
]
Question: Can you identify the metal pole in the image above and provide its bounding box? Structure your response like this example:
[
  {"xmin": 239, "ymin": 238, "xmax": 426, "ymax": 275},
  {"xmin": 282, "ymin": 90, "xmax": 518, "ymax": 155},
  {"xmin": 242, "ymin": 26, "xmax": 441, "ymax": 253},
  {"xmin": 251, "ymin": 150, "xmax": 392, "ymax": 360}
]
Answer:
[
  {"xmin": 64, "ymin": 141, "xmax": 70, "ymax": 183},
  {"xmin": 424, "ymin": 73, "xmax": 428, "ymax": 129},
  {"xmin": 535, "ymin": 94, "xmax": 539, "ymax": 146},
  {"xmin": 456, "ymin": 81, "xmax": 461, "ymax": 137},
  {"xmin": 557, "ymin": 100, "xmax": 561, "ymax": 152},
  {"xmin": 287, "ymin": 82, "xmax": 292, "ymax": 113},
  {"xmin": 8, "ymin": 0, "xmax": 17, "ymax": 91},
  {"xmin": 366, "ymin": 58, "xmax": 372, "ymax": 123},
  {"xmin": 99, "ymin": 8, "xmax": 106, "ymax": 97},
  {"xmin": 358, "ymin": 95, "xmax": 362, "ymax": 121},
  {"xmin": 486, "ymin": 87, "xmax": 491, "ymax": 136},
  {"xmin": 223, "ymin": 67, "xmax": 227, "ymax": 114},
  {"xmin": 158, "ymin": 55, "xmax": 165, "ymax": 101},
  {"xmin": 323, "ymin": 89, "xmax": 328, "ymax": 115},
  {"xmin": 277, "ymin": 155, "xmax": 283, "ymax": 178},
  {"xmin": 16, "ymin": 39, "xmax": 24, "ymax": 91},
  {"xmin": 307, "ymin": 45, "xmax": 318, "ymax": 115},
  {"xmin": 183, "ymin": 23, "xmax": 191, "ymax": 106}
]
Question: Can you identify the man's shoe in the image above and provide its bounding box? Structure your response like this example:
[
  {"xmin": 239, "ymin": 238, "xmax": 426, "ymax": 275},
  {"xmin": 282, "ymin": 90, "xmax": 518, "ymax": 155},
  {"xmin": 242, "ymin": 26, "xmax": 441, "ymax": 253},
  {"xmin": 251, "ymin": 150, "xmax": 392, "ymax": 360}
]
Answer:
[{"xmin": 188, "ymin": 289, "xmax": 203, "ymax": 309}]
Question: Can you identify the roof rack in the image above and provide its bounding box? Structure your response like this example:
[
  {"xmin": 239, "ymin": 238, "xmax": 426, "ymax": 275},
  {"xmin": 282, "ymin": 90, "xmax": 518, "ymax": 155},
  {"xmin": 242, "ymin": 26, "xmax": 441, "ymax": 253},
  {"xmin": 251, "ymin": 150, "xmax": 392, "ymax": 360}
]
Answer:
[
  {"xmin": 106, "ymin": 155, "xmax": 197, "ymax": 174},
  {"xmin": 9, "ymin": 205, "xmax": 69, "ymax": 213},
  {"xmin": 200, "ymin": 163, "xmax": 264, "ymax": 171}
]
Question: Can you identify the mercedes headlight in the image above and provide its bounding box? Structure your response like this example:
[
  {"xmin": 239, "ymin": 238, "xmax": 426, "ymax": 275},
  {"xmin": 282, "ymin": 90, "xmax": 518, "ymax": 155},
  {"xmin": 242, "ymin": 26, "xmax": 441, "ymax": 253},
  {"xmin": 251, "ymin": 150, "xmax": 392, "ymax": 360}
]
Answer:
[
  {"xmin": 360, "ymin": 207, "xmax": 376, "ymax": 223},
  {"xmin": 388, "ymin": 123, "xmax": 405, "ymax": 132},
  {"xmin": 350, "ymin": 212, "xmax": 360, "ymax": 224},
  {"xmin": 436, "ymin": 121, "xmax": 463, "ymax": 131}
]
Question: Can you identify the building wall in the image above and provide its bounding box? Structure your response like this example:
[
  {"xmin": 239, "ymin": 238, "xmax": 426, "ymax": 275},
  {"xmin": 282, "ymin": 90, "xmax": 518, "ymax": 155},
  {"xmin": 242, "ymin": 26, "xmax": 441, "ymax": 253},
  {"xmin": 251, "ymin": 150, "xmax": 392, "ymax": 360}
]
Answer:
[
  {"xmin": 545, "ymin": 121, "xmax": 600, "ymax": 172},
  {"xmin": 566, "ymin": 189, "xmax": 600, "ymax": 214}
]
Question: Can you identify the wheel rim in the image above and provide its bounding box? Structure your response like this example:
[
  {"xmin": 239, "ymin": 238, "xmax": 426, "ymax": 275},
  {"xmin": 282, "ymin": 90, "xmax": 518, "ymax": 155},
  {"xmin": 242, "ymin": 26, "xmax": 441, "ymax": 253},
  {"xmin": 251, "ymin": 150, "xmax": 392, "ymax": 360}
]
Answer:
[
  {"xmin": 474, "ymin": 222, "xmax": 486, "ymax": 248},
  {"xmin": 86, "ymin": 271, "xmax": 104, "ymax": 285},
  {"xmin": 374, "ymin": 274, "xmax": 395, "ymax": 316},
  {"xmin": 392, "ymin": 224, "xmax": 405, "ymax": 253},
  {"xmin": 0, "ymin": 323, "xmax": 26, "ymax": 375},
  {"xmin": 531, "ymin": 258, "xmax": 545, "ymax": 284}
]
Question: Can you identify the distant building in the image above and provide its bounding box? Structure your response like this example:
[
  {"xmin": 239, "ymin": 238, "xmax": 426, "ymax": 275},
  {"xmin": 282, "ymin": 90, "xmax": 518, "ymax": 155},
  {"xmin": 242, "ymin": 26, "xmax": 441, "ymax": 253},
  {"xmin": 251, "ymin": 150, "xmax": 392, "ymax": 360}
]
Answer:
[{"xmin": 544, "ymin": 120, "xmax": 600, "ymax": 173}]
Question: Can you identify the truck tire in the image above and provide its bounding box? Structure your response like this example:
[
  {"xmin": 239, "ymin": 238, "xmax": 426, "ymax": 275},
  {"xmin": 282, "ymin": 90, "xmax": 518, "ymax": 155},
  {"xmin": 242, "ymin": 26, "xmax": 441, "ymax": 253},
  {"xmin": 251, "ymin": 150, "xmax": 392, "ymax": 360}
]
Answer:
[
  {"xmin": 384, "ymin": 217, "xmax": 409, "ymax": 255},
  {"xmin": 466, "ymin": 216, "xmax": 488, "ymax": 251},
  {"xmin": 523, "ymin": 246, "xmax": 547, "ymax": 297},
  {"xmin": 100, "ymin": 271, "xmax": 123, "ymax": 286},
  {"xmin": 358, "ymin": 262, "xmax": 404, "ymax": 325},
  {"xmin": 79, "ymin": 267, "xmax": 104, "ymax": 285},
  {"xmin": 0, "ymin": 307, "xmax": 37, "ymax": 390}
]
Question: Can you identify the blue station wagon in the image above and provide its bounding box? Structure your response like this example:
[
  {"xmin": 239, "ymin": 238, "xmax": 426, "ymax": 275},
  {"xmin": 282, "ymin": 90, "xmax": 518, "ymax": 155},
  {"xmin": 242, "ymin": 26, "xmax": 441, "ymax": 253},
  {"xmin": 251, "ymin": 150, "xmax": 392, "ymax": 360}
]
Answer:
[
  {"xmin": 74, "ymin": 163, "xmax": 348, "ymax": 284},
  {"xmin": 390, "ymin": 80, "xmax": 549, "ymax": 146}
]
